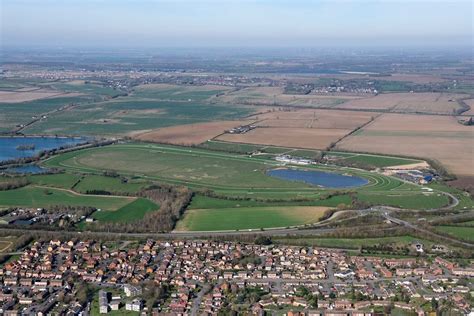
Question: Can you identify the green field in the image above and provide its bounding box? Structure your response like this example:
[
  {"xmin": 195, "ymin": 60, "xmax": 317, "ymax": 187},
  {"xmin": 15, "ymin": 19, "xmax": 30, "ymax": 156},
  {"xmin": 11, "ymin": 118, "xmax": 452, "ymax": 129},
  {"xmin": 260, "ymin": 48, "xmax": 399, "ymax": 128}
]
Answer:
[
  {"xmin": 29, "ymin": 173, "xmax": 82, "ymax": 189},
  {"xmin": 427, "ymin": 182, "xmax": 474, "ymax": 210},
  {"xmin": 42, "ymin": 143, "xmax": 446, "ymax": 209},
  {"xmin": 199, "ymin": 140, "xmax": 263, "ymax": 153},
  {"xmin": 91, "ymin": 198, "xmax": 159, "ymax": 222},
  {"xmin": 176, "ymin": 206, "xmax": 328, "ymax": 231},
  {"xmin": 35, "ymin": 142, "xmax": 454, "ymax": 230},
  {"xmin": 47, "ymin": 81, "xmax": 124, "ymax": 97},
  {"xmin": 326, "ymin": 152, "xmax": 421, "ymax": 168},
  {"xmin": 44, "ymin": 143, "xmax": 313, "ymax": 190},
  {"xmin": 0, "ymin": 185, "xmax": 135, "ymax": 211},
  {"xmin": 436, "ymin": 226, "xmax": 474, "ymax": 242},
  {"xmin": 133, "ymin": 84, "xmax": 229, "ymax": 101},
  {"xmin": 357, "ymin": 192, "xmax": 450, "ymax": 210},
  {"xmin": 25, "ymin": 94, "xmax": 252, "ymax": 136},
  {"xmin": 74, "ymin": 175, "xmax": 148, "ymax": 194},
  {"xmin": 0, "ymin": 95, "xmax": 95, "ymax": 133},
  {"xmin": 188, "ymin": 194, "xmax": 352, "ymax": 209}
]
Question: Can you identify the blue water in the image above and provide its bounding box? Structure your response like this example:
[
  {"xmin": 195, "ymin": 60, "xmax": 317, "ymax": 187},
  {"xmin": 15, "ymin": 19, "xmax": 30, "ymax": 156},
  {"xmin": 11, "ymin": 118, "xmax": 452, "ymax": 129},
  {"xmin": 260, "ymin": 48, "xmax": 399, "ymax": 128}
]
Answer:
[
  {"xmin": 267, "ymin": 168, "xmax": 368, "ymax": 188},
  {"xmin": 4, "ymin": 165, "xmax": 49, "ymax": 174},
  {"xmin": 0, "ymin": 136, "xmax": 87, "ymax": 162}
]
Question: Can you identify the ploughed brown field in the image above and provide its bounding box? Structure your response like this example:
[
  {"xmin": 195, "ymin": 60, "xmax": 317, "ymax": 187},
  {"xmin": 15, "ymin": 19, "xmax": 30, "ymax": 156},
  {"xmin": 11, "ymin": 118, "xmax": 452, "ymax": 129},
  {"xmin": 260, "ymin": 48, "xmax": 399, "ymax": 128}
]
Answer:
[
  {"xmin": 134, "ymin": 120, "xmax": 255, "ymax": 145},
  {"xmin": 448, "ymin": 176, "xmax": 474, "ymax": 195},
  {"xmin": 336, "ymin": 113, "xmax": 474, "ymax": 177},
  {"xmin": 216, "ymin": 109, "xmax": 374, "ymax": 150},
  {"xmin": 251, "ymin": 109, "xmax": 375, "ymax": 129},
  {"xmin": 217, "ymin": 127, "xmax": 350, "ymax": 150},
  {"xmin": 0, "ymin": 90, "xmax": 78, "ymax": 103},
  {"xmin": 336, "ymin": 92, "xmax": 467, "ymax": 114}
]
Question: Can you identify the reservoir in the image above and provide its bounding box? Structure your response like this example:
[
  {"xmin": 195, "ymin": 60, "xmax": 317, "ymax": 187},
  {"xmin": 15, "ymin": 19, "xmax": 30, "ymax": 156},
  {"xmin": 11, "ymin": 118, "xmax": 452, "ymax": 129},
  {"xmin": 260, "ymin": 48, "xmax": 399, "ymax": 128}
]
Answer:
[
  {"xmin": 0, "ymin": 136, "xmax": 87, "ymax": 163},
  {"xmin": 267, "ymin": 168, "xmax": 368, "ymax": 188}
]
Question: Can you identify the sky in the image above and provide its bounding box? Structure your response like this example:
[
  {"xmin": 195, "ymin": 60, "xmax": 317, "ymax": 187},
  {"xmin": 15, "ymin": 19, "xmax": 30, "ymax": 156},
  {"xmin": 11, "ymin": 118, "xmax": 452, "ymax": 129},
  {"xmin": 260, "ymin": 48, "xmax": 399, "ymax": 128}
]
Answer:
[{"xmin": 1, "ymin": 0, "xmax": 472, "ymax": 49}]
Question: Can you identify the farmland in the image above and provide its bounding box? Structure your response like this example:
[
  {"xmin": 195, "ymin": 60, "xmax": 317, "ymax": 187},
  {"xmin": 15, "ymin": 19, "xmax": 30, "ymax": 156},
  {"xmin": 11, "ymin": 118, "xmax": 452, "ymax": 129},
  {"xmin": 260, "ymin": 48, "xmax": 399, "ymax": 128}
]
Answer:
[
  {"xmin": 24, "ymin": 98, "xmax": 253, "ymax": 136},
  {"xmin": 336, "ymin": 113, "xmax": 474, "ymax": 177},
  {"xmin": 90, "ymin": 198, "xmax": 159, "ymax": 223},
  {"xmin": 216, "ymin": 109, "xmax": 375, "ymax": 150},
  {"xmin": 335, "ymin": 92, "xmax": 467, "ymax": 114},
  {"xmin": 0, "ymin": 95, "xmax": 95, "ymax": 133},
  {"xmin": 19, "ymin": 83, "xmax": 254, "ymax": 136},
  {"xmin": 73, "ymin": 175, "xmax": 148, "ymax": 194},
  {"xmin": 133, "ymin": 83, "xmax": 230, "ymax": 101},
  {"xmin": 218, "ymin": 127, "xmax": 350, "ymax": 150},
  {"xmin": 218, "ymin": 86, "xmax": 360, "ymax": 107},
  {"xmin": 436, "ymin": 226, "xmax": 474, "ymax": 242},
  {"xmin": 135, "ymin": 120, "xmax": 254, "ymax": 145},
  {"xmin": 175, "ymin": 206, "xmax": 329, "ymax": 231},
  {"xmin": 0, "ymin": 90, "xmax": 76, "ymax": 103}
]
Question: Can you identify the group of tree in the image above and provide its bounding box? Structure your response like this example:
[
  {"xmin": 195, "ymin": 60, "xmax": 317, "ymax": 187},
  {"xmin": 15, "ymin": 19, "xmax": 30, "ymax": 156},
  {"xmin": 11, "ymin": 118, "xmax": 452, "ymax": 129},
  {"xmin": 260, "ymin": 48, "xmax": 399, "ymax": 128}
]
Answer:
[
  {"xmin": 0, "ymin": 177, "xmax": 30, "ymax": 191},
  {"xmin": 90, "ymin": 184, "xmax": 192, "ymax": 233}
]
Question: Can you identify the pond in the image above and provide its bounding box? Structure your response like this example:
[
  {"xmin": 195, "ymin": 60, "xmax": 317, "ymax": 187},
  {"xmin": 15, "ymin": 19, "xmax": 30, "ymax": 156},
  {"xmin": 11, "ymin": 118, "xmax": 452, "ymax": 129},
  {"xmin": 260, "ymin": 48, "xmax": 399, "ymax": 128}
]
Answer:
[
  {"xmin": 0, "ymin": 136, "xmax": 88, "ymax": 163},
  {"xmin": 267, "ymin": 168, "xmax": 368, "ymax": 188}
]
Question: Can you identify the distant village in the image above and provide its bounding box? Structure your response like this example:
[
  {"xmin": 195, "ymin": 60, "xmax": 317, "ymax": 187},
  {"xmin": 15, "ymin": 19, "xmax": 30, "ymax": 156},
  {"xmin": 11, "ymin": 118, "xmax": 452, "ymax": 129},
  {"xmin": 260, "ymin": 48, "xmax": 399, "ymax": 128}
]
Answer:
[{"xmin": 0, "ymin": 239, "xmax": 472, "ymax": 315}]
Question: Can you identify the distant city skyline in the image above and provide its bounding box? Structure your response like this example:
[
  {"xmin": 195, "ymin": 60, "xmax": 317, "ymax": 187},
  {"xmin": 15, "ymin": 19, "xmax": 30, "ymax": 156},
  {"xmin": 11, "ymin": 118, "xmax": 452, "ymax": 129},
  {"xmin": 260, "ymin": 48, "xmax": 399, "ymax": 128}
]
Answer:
[{"xmin": 2, "ymin": 0, "xmax": 472, "ymax": 48}]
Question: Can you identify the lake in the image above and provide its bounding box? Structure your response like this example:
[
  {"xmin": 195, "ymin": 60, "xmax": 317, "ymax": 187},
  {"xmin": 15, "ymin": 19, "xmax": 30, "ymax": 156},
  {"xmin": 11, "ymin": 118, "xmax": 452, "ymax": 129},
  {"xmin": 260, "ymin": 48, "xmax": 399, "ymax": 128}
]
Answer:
[
  {"xmin": 0, "ymin": 136, "xmax": 87, "ymax": 163},
  {"xmin": 267, "ymin": 168, "xmax": 368, "ymax": 188}
]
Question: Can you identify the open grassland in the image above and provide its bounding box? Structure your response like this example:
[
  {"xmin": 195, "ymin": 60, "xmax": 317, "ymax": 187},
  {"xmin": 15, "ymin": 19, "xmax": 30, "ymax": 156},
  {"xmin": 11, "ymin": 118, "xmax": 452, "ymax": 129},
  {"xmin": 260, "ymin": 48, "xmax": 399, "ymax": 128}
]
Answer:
[
  {"xmin": 427, "ymin": 182, "xmax": 474, "ymax": 211},
  {"xmin": 134, "ymin": 120, "xmax": 254, "ymax": 145},
  {"xmin": 176, "ymin": 206, "xmax": 329, "ymax": 231},
  {"xmin": 29, "ymin": 173, "xmax": 82, "ymax": 189},
  {"xmin": 74, "ymin": 175, "xmax": 148, "ymax": 194},
  {"xmin": 188, "ymin": 194, "xmax": 353, "ymax": 209},
  {"xmin": 41, "ymin": 143, "xmax": 448, "ymax": 210},
  {"xmin": 42, "ymin": 142, "xmax": 394, "ymax": 192},
  {"xmin": 0, "ymin": 185, "xmax": 135, "ymax": 211},
  {"xmin": 199, "ymin": 140, "xmax": 264, "ymax": 153},
  {"xmin": 337, "ymin": 113, "xmax": 474, "ymax": 177},
  {"xmin": 436, "ymin": 226, "xmax": 474, "ymax": 242},
  {"xmin": 43, "ymin": 143, "xmax": 311, "ymax": 190},
  {"xmin": 91, "ymin": 198, "xmax": 159, "ymax": 223},
  {"xmin": 200, "ymin": 141, "xmax": 422, "ymax": 169},
  {"xmin": 326, "ymin": 152, "xmax": 422, "ymax": 168},
  {"xmin": 273, "ymin": 236, "xmax": 428, "ymax": 249},
  {"xmin": 357, "ymin": 192, "xmax": 450, "ymax": 210},
  {"xmin": 336, "ymin": 92, "xmax": 467, "ymax": 114}
]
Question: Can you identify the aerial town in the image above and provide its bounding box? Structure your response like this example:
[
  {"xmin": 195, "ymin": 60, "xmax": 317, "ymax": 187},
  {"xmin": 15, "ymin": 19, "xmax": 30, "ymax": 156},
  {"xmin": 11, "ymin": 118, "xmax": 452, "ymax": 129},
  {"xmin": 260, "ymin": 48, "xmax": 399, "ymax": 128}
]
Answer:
[
  {"xmin": 1, "ymin": 0, "xmax": 473, "ymax": 315},
  {"xmin": 0, "ymin": 239, "xmax": 471, "ymax": 315}
]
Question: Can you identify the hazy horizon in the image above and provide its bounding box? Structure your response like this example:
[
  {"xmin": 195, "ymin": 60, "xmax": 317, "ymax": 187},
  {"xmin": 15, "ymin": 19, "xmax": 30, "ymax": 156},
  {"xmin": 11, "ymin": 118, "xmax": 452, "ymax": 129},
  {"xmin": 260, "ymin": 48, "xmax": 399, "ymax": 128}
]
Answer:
[{"xmin": 1, "ymin": 0, "xmax": 472, "ymax": 49}]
